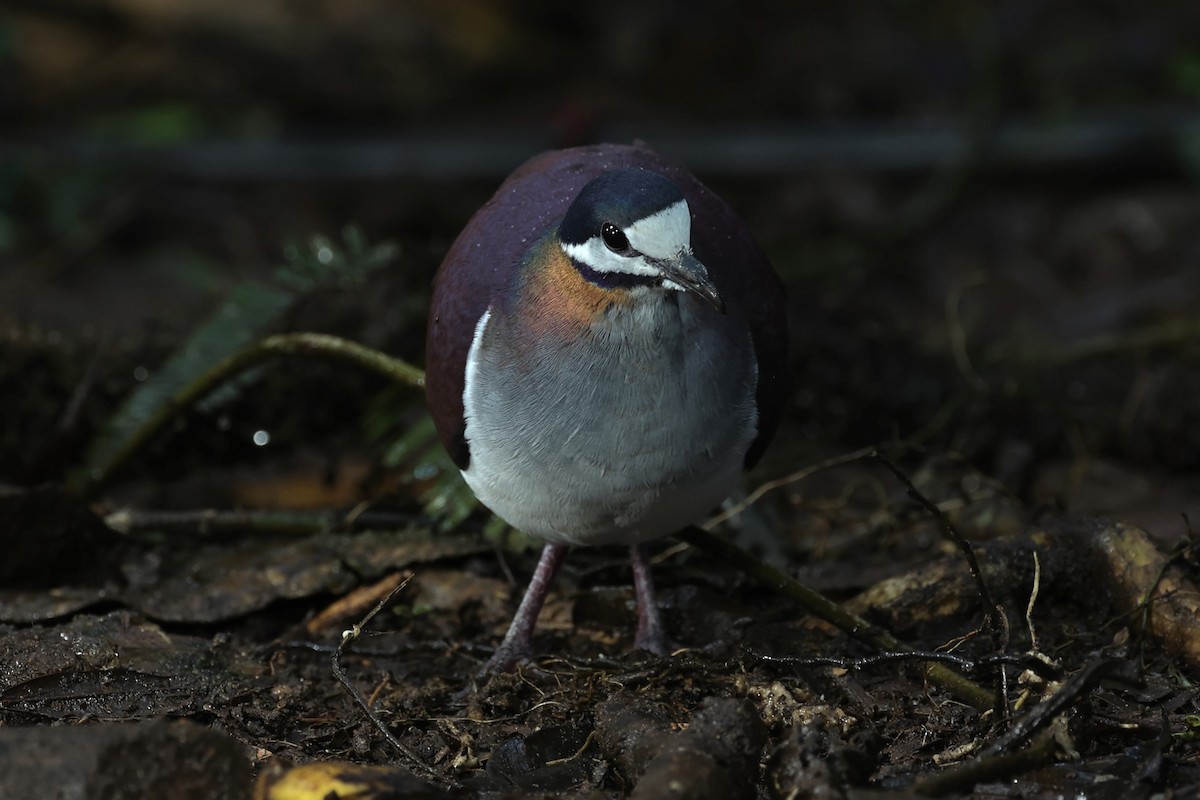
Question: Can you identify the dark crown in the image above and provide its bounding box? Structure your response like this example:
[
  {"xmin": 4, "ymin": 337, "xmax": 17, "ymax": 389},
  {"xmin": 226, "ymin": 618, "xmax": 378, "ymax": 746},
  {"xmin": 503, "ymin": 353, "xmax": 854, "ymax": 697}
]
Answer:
[{"xmin": 558, "ymin": 168, "xmax": 686, "ymax": 247}]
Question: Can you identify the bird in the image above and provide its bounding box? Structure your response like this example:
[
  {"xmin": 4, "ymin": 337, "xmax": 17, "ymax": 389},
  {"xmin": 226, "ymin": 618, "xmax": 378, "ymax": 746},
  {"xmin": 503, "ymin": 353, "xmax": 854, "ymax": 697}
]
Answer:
[{"xmin": 425, "ymin": 142, "xmax": 788, "ymax": 674}]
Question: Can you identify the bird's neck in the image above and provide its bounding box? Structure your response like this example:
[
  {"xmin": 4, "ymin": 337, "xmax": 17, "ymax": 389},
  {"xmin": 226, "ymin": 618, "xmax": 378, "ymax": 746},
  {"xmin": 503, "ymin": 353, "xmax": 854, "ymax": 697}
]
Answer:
[{"xmin": 507, "ymin": 236, "xmax": 634, "ymax": 337}]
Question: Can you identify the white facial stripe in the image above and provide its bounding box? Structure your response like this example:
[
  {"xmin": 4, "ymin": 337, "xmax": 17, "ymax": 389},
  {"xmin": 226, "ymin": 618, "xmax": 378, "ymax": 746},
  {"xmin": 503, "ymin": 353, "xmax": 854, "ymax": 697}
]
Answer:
[
  {"xmin": 560, "ymin": 199, "xmax": 693, "ymax": 279},
  {"xmin": 561, "ymin": 239, "xmax": 661, "ymax": 277},
  {"xmin": 624, "ymin": 200, "xmax": 691, "ymax": 260}
]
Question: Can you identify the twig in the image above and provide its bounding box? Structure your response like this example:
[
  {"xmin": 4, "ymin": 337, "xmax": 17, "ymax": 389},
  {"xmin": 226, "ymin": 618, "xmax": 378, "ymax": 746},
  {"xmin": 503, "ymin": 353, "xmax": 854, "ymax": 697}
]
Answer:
[
  {"xmin": 103, "ymin": 507, "xmax": 418, "ymax": 537},
  {"xmin": 78, "ymin": 332, "xmax": 425, "ymax": 495},
  {"xmin": 310, "ymin": 570, "xmax": 411, "ymax": 635},
  {"xmin": 1127, "ymin": 535, "xmax": 1196, "ymax": 666},
  {"xmin": 870, "ymin": 452, "xmax": 999, "ymax": 630},
  {"xmin": 704, "ymin": 445, "xmax": 878, "ymax": 528},
  {"xmin": 752, "ymin": 649, "xmax": 1061, "ymax": 681},
  {"xmin": 21, "ymin": 336, "xmax": 106, "ymax": 483},
  {"xmin": 944, "ymin": 273, "xmax": 990, "ymax": 392},
  {"xmin": 912, "ymin": 658, "xmax": 1139, "ymax": 796},
  {"xmin": 332, "ymin": 574, "xmax": 456, "ymax": 787},
  {"xmin": 981, "ymin": 658, "xmax": 1137, "ymax": 759},
  {"xmin": 911, "ymin": 729, "xmax": 1058, "ymax": 797},
  {"xmin": 986, "ymin": 317, "xmax": 1200, "ymax": 367},
  {"xmin": 678, "ymin": 526, "xmax": 996, "ymax": 711},
  {"xmin": 870, "ymin": 451, "xmax": 1011, "ymax": 714},
  {"xmin": 1025, "ymin": 551, "xmax": 1041, "ymax": 655}
]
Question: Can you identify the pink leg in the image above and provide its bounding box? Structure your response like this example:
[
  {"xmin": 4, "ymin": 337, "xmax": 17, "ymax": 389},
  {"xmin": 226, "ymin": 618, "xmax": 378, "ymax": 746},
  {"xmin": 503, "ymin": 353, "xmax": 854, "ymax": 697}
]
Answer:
[
  {"xmin": 480, "ymin": 543, "xmax": 568, "ymax": 675},
  {"xmin": 631, "ymin": 543, "xmax": 668, "ymax": 655}
]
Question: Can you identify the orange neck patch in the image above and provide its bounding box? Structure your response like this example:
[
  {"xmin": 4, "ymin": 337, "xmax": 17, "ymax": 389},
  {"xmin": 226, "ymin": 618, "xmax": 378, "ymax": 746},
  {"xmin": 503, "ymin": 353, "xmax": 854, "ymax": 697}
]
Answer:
[{"xmin": 516, "ymin": 238, "xmax": 631, "ymax": 336}]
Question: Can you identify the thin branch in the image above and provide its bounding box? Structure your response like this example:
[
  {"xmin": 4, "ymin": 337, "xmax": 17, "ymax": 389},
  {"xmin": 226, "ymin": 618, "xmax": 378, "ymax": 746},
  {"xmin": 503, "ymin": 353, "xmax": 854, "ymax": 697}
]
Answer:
[
  {"xmin": 678, "ymin": 526, "xmax": 996, "ymax": 711},
  {"xmin": 911, "ymin": 729, "xmax": 1058, "ymax": 797},
  {"xmin": 911, "ymin": 658, "xmax": 1139, "ymax": 796},
  {"xmin": 1025, "ymin": 551, "xmax": 1042, "ymax": 655},
  {"xmin": 978, "ymin": 658, "xmax": 1137, "ymax": 759},
  {"xmin": 332, "ymin": 574, "xmax": 457, "ymax": 787},
  {"xmin": 870, "ymin": 450, "xmax": 1011, "ymax": 713},
  {"xmin": 77, "ymin": 332, "xmax": 424, "ymax": 495},
  {"xmin": 986, "ymin": 317, "xmax": 1200, "ymax": 367},
  {"xmin": 103, "ymin": 507, "xmax": 419, "ymax": 537},
  {"xmin": 752, "ymin": 649, "xmax": 1062, "ymax": 680},
  {"xmin": 704, "ymin": 445, "xmax": 878, "ymax": 528},
  {"xmin": 945, "ymin": 273, "xmax": 990, "ymax": 392},
  {"xmin": 870, "ymin": 451, "xmax": 998, "ymax": 620}
]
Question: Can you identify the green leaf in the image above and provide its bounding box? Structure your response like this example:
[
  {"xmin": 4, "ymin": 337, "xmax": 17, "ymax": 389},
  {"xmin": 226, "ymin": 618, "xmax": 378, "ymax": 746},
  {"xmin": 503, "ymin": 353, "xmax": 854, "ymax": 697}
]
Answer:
[
  {"xmin": 81, "ymin": 278, "xmax": 295, "ymax": 484},
  {"xmin": 79, "ymin": 229, "xmax": 398, "ymax": 489}
]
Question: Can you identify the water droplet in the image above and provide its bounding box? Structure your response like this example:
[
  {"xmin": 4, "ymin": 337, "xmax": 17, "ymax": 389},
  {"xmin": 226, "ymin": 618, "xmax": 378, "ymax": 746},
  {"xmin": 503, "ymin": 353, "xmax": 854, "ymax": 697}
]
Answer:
[
  {"xmin": 252, "ymin": 430, "xmax": 271, "ymax": 446},
  {"xmin": 317, "ymin": 245, "xmax": 335, "ymax": 264},
  {"xmin": 133, "ymin": 366, "xmax": 149, "ymax": 382}
]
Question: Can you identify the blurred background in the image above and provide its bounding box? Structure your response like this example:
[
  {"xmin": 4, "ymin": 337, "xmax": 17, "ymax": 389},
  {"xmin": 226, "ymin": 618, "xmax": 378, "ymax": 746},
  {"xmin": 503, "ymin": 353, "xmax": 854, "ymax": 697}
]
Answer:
[{"xmin": 1, "ymin": 0, "xmax": 1198, "ymax": 539}]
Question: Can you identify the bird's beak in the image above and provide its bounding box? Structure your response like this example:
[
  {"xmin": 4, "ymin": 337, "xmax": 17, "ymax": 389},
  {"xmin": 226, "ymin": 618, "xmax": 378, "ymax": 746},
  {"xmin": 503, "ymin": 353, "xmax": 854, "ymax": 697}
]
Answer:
[{"xmin": 656, "ymin": 252, "xmax": 725, "ymax": 313}]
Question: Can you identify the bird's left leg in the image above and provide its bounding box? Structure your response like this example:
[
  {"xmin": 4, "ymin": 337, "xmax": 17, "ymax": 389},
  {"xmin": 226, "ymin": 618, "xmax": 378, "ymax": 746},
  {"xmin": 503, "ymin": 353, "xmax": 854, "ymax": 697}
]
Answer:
[
  {"xmin": 479, "ymin": 542, "xmax": 568, "ymax": 676},
  {"xmin": 630, "ymin": 543, "xmax": 668, "ymax": 655}
]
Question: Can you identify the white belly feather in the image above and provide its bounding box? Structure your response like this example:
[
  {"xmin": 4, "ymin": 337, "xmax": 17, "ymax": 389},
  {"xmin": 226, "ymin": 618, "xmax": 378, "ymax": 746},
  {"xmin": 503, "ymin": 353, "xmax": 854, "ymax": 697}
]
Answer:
[{"xmin": 461, "ymin": 297, "xmax": 758, "ymax": 546}]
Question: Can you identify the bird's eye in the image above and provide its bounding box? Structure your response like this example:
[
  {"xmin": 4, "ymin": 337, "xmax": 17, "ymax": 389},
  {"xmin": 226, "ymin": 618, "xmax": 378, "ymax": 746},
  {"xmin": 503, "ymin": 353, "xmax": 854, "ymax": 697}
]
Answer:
[{"xmin": 601, "ymin": 222, "xmax": 630, "ymax": 253}]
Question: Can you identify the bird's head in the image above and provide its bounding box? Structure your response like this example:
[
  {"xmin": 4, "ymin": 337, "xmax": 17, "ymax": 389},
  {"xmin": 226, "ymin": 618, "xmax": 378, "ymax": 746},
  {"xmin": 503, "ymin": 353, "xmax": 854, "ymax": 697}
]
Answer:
[{"xmin": 557, "ymin": 168, "xmax": 724, "ymax": 312}]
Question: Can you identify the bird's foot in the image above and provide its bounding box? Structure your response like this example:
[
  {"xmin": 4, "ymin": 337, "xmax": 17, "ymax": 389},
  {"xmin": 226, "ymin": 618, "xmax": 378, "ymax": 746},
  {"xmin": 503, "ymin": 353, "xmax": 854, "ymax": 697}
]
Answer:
[
  {"xmin": 476, "ymin": 638, "xmax": 533, "ymax": 678},
  {"xmin": 634, "ymin": 614, "xmax": 670, "ymax": 656}
]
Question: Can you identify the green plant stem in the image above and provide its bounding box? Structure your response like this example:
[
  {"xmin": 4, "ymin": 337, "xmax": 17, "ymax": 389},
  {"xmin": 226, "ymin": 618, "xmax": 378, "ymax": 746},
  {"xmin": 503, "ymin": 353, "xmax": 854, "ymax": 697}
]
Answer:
[
  {"xmin": 678, "ymin": 526, "xmax": 997, "ymax": 711},
  {"xmin": 911, "ymin": 729, "xmax": 1058, "ymax": 796},
  {"xmin": 102, "ymin": 507, "xmax": 420, "ymax": 537},
  {"xmin": 986, "ymin": 317, "xmax": 1200, "ymax": 367},
  {"xmin": 77, "ymin": 332, "xmax": 425, "ymax": 496}
]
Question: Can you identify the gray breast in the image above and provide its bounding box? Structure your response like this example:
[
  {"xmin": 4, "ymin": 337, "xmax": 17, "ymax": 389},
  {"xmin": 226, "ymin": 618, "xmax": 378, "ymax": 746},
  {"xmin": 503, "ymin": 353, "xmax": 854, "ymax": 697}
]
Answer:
[{"xmin": 461, "ymin": 293, "xmax": 758, "ymax": 546}]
